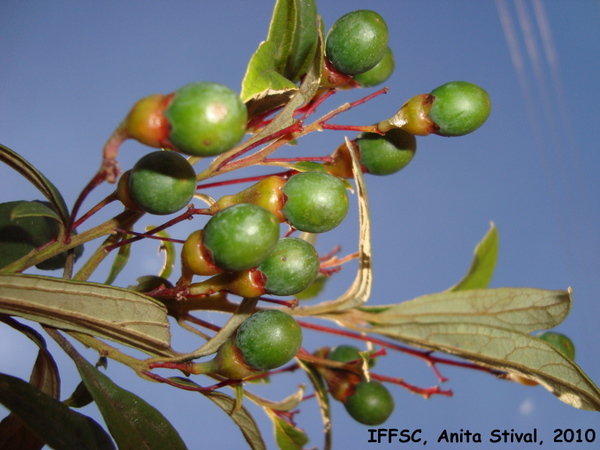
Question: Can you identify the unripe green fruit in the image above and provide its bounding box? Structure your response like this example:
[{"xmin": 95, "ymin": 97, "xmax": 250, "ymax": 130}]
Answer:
[
  {"xmin": 353, "ymin": 47, "xmax": 394, "ymax": 88},
  {"xmin": 344, "ymin": 380, "xmax": 394, "ymax": 426},
  {"xmin": 538, "ymin": 331, "xmax": 576, "ymax": 360},
  {"xmin": 325, "ymin": 10, "xmax": 389, "ymax": 75},
  {"xmin": 0, "ymin": 201, "xmax": 84, "ymax": 271},
  {"xmin": 282, "ymin": 172, "xmax": 349, "ymax": 233},
  {"xmin": 165, "ymin": 81, "xmax": 247, "ymax": 156},
  {"xmin": 257, "ymin": 237, "xmax": 320, "ymax": 296},
  {"xmin": 428, "ymin": 81, "xmax": 491, "ymax": 136},
  {"xmin": 235, "ymin": 310, "xmax": 303, "ymax": 371},
  {"xmin": 356, "ymin": 129, "xmax": 416, "ymax": 175},
  {"xmin": 203, "ymin": 204, "xmax": 280, "ymax": 272},
  {"xmin": 128, "ymin": 151, "xmax": 197, "ymax": 215}
]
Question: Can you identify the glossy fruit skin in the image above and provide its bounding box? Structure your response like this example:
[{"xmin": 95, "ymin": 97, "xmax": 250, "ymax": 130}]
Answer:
[
  {"xmin": 128, "ymin": 151, "xmax": 197, "ymax": 215},
  {"xmin": 325, "ymin": 10, "xmax": 389, "ymax": 75},
  {"xmin": 282, "ymin": 171, "xmax": 349, "ymax": 233},
  {"xmin": 203, "ymin": 203, "xmax": 280, "ymax": 272},
  {"xmin": 235, "ymin": 310, "xmax": 303, "ymax": 371},
  {"xmin": 0, "ymin": 201, "xmax": 84, "ymax": 271},
  {"xmin": 165, "ymin": 81, "xmax": 247, "ymax": 156},
  {"xmin": 356, "ymin": 128, "xmax": 416, "ymax": 175},
  {"xmin": 344, "ymin": 380, "xmax": 394, "ymax": 426},
  {"xmin": 257, "ymin": 237, "xmax": 320, "ymax": 296},
  {"xmin": 180, "ymin": 229, "xmax": 222, "ymax": 277},
  {"xmin": 428, "ymin": 81, "xmax": 491, "ymax": 136},
  {"xmin": 353, "ymin": 47, "xmax": 394, "ymax": 88},
  {"xmin": 538, "ymin": 331, "xmax": 576, "ymax": 360}
]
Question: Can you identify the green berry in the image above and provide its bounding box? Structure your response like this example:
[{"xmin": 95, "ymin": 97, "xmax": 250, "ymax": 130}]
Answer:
[
  {"xmin": 203, "ymin": 204, "xmax": 280, "ymax": 272},
  {"xmin": 282, "ymin": 172, "xmax": 349, "ymax": 233},
  {"xmin": 356, "ymin": 129, "xmax": 416, "ymax": 175},
  {"xmin": 353, "ymin": 47, "xmax": 394, "ymax": 88},
  {"xmin": 537, "ymin": 331, "xmax": 576, "ymax": 360},
  {"xmin": 235, "ymin": 310, "xmax": 303, "ymax": 371},
  {"xmin": 128, "ymin": 151, "xmax": 197, "ymax": 215},
  {"xmin": 165, "ymin": 81, "xmax": 247, "ymax": 156},
  {"xmin": 428, "ymin": 81, "xmax": 491, "ymax": 136},
  {"xmin": 344, "ymin": 380, "xmax": 394, "ymax": 425},
  {"xmin": 325, "ymin": 10, "xmax": 389, "ymax": 75},
  {"xmin": 258, "ymin": 237, "xmax": 320, "ymax": 296},
  {"xmin": 0, "ymin": 201, "xmax": 84, "ymax": 271}
]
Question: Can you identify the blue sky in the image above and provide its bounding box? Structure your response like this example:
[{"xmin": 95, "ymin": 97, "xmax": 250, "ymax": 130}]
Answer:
[{"xmin": 1, "ymin": 1, "xmax": 599, "ymax": 448}]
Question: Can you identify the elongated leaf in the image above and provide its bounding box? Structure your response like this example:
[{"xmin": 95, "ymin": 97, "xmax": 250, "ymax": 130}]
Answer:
[
  {"xmin": 266, "ymin": 409, "xmax": 309, "ymax": 450},
  {"xmin": 266, "ymin": 0, "xmax": 318, "ymax": 82},
  {"xmin": 297, "ymin": 360, "xmax": 331, "ymax": 450},
  {"xmin": 0, "ymin": 274, "xmax": 171, "ymax": 355},
  {"xmin": 10, "ymin": 200, "xmax": 61, "ymax": 222},
  {"xmin": 104, "ymin": 236, "xmax": 131, "ymax": 285},
  {"xmin": 355, "ymin": 288, "xmax": 571, "ymax": 332},
  {"xmin": 449, "ymin": 222, "xmax": 498, "ymax": 291},
  {"xmin": 0, "ymin": 373, "xmax": 116, "ymax": 450},
  {"xmin": 240, "ymin": 40, "xmax": 298, "ymax": 105},
  {"xmin": 67, "ymin": 352, "xmax": 187, "ymax": 450},
  {"xmin": 362, "ymin": 322, "xmax": 600, "ymax": 411},
  {"xmin": 0, "ymin": 144, "xmax": 69, "ymax": 225},
  {"xmin": 0, "ymin": 317, "xmax": 61, "ymax": 449}
]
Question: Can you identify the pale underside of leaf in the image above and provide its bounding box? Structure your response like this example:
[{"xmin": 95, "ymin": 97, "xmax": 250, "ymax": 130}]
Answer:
[
  {"xmin": 0, "ymin": 274, "xmax": 172, "ymax": 356},
  {"xmin": 354, "ymin": 287, "xmax": 571, "ymax": 332},
  {"xmin": 358, "ymin": 321, "xmax": 600, "ymax": 411}
]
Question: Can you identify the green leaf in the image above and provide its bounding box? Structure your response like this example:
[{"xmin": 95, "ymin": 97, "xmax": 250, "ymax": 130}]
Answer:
[
  {"xmin": 267, "ymin": 0, "xmax": 318, "ymax": 82},
  {"xmin": 0, "ymin": 317, "xmax": 61, "ymax": 449},
  {"xmin": 449, "ymin": 222, "xmax": 498, "ymax": 291},
  {"xmin": 367, "ymin": 322, "xmax": 600, "ymax": 411},
  {"xmin": 240, "ymin": 40, "xmax": 298, "ymax": 109},
  {"xmin": 0, "ymin": 372, "xmax": 116, "ymax": 450},
  {"xmin": 10, "ymin": 200, "xmax": 62, "ymax": 222},
  {"xmin": 356, "ymin": 288, "xmax": 571, "ymax": 332},
  {"xmin": 66, "ymin": 351, "xmax": 187, "ymax": 450},
  {"xmin": 0, "ymin": 144, "xmax": 70, "ymax": 225},
  {"xmin": 0, "ymin": 274, "xmax": 172, "ymax": 356},
  {"xmin": 266, "ymin": 410, "xmax": 309, "ymax": 450},
  {"xmin": 104, "ymin": 236, "xmax": 131, "ymax": 285},
  {"xmin": 329, "ymin": 288, "xmax": 600, "ymax": 411},
  {"xmin": 240, "ymin": 0, "xmax": 318, "ymax": 117}
]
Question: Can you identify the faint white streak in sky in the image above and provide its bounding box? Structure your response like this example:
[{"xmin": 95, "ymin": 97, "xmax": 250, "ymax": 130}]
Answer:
[{"xmin": 495, "ymin": 0, "xmax": 585, "ymax": 277}]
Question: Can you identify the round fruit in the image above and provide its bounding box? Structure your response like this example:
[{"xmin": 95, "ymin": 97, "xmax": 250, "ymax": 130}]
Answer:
[
  {"xmin": 165, "ymin": 81, "xmax": 247, "ymax": 156},
  {"xmin": 428, "ymin": 81, "xmax": 491, "ymax": 136},
  {"xmin": 344, "ymin": 380, "xmax": 394, "ymax": 425},
  {"xmin": 282, "ymin": 171, "xmax": 349, "ymax": 233},
  {"xmin": 257, "ymin": 237, "xmax": 320, "ymax": 296},
  {"xmin": 538, "ymin": 331, "xmax": 575, "ymax": 360},
  {"xmin": 353, "ymin": 47, "xmax": 394, "ymax": 88},
  {"xmin": 356, "ymin": 128, "xmax": 416, "ymax": 175},
  {"xmin": 325, "ymin": 10, "xmax": 389, "ymax": 75},
  {"xmin": 235, "ymin": 310, "xmax": 303, "ymax": 371},
  {"xmin": 0, "ymin": 200, "xmax": 84, "ymax": 271},
  {"xmin": 203, "ymin": 203, "xmax": 280, "ymax": 272},
  {"xmin": 128, "ymin": 151, "xmax": 197, "ymax": 215}
]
